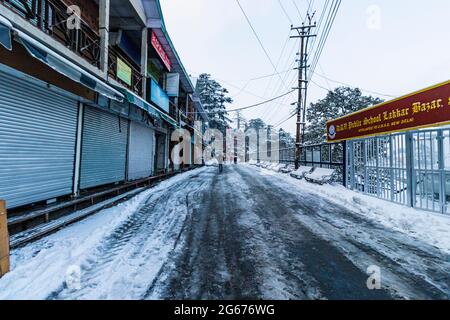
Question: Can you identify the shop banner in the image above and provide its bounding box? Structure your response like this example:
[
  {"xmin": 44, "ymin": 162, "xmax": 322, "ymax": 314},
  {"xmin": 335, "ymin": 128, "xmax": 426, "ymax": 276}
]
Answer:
[
  {"xmin": 151, "ymin": 31, "xmax": 172, "ymax": 72},
  {"xmin": 117, "ymin": 57, "xmax": 132, "ymax": 86},
  {"xmin": 150, "ymin": 79, "xmax": 170, "ymax": 113}
]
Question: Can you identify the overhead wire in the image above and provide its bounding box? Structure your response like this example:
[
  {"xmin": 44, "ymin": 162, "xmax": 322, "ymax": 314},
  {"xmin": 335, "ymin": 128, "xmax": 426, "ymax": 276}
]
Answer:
[{"xmin": 236, "ymin": 0, "xmax": 290, "ymax": 91}]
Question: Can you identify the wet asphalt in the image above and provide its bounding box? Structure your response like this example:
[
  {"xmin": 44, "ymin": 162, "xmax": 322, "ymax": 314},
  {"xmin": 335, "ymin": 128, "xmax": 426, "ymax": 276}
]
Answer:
[{"xmin": 145, "ymin": 165, "xmax": 450, "ymax": 300}]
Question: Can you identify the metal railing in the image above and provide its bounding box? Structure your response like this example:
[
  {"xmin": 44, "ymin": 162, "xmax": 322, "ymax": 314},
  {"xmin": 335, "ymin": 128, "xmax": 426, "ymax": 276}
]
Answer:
[
  {"xmin": 108, "ymin": 46, "xmax": 143, "ymax": 96},
  {"xmin": 279, "ymin": 142, "xmax": 346, "ymax": 183},
  {"xmin": 346, "ymin": 127, "xmax": 450, "ymax": 215},
  {"xmin": 247, "ymin": 142, "xmax": 346, "ymax": 184},
  {"xmin": 1, "ymin": 0, "xmax": 101, "ymax": 67}
]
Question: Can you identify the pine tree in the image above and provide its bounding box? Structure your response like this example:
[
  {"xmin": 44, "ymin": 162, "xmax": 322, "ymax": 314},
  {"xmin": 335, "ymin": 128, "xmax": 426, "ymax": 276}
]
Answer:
[
  {"xmin": 304, "ymin": 87, "xmax": 383, "ymax": 144},
  {"xmin": 279, "ymin": 129, "xmax": 295, "ymax": 148},
  {"xmin": 246, "ymin": 118, "xmax": 266, "ymax": 131},
  {"xmin": 196, "ymin": 73, "xmax": 233, "ymax": 132}
]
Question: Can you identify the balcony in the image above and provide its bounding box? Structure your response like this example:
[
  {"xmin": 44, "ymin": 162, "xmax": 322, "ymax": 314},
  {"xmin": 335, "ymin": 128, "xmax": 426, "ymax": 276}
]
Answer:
[
  {"xmin": 1, "ymin": 0, "xmax": 101, "ymax": 67},
  {"xmin": 108, "ymin": 46, "xmax": 143, "ymax": 96}
]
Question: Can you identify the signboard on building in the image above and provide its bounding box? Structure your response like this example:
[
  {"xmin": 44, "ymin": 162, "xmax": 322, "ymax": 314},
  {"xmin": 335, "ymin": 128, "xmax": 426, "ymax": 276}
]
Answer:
[
  {"xmin": 151, "ymin": 31, "xmax": 172, "ymax": 72},
  {"xmin": 165, "ymin": 73, "xmax": 180, "ymax": 97},
  {"xmin": 326, "ymin": 81, "xmax": 450, "ymax": 142},
  {"xmin": 117, "ymin": 57, "xmax": 132, "ymax": 86},
  {"xmin": 150, "ymin": 79, "xmax": 169, "ymax": 113}
]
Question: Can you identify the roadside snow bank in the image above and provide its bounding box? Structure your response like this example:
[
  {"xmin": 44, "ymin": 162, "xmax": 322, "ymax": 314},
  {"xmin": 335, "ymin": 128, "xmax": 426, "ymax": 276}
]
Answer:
[
  {"xmin": 253, "ymin": 165, "xmax": 450, "ymax": 254},
  {"xmin": 0, "ymin": 168, "xmax": 205, "ymax": 300}
]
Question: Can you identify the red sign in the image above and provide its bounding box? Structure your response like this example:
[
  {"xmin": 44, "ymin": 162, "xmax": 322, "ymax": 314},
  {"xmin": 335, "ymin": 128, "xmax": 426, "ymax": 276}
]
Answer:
[
  {"xmin": 151, "ymin": 31, "xmax": 172, "ymax": 72},
  {"xmin": 326, "ymin": 81, "xmax": 450, "ymax": 142}
]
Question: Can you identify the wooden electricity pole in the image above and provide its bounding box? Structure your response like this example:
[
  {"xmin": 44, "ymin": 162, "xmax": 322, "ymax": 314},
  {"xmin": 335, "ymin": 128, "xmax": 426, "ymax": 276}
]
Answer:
[{"xmin": 291, "ymin": 19, "xmax": 316, "ymax": 169}]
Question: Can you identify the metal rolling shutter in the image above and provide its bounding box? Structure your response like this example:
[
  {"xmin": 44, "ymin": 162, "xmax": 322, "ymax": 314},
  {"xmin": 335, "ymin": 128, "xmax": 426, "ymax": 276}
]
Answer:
[
  {"xmin": 127, "ymin": 121, "xmax": 155, "ymax": 181},
  {"xmin": 80, "ymin": 106, "xmax": 128, "ymax": 189},
  {"xmin": 0, "ymin": 70, "xmax": 78, "ymax": 209}
]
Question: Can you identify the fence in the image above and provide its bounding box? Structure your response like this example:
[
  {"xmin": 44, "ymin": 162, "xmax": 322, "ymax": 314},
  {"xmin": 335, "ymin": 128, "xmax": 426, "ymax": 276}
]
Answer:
[
  {"xmin": 281, "ymin": 143, "xmax": 346, "ymax": 184},
  {"xmin": 346, "ymin": 127, "xmax": 450, "ymax": 214},
  {"xmin": 247, "ymin": 142, "xmax": 346, "ymax": 184}
]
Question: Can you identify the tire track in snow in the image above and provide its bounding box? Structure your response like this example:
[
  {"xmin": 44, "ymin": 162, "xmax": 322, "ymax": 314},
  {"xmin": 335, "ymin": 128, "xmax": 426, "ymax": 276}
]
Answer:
[
  {"xmin": 47, "ymin": 169, "xmax": 212, "ymax": 300},
  {"xmin": 235, "ymin": 165, "xmax": 392, "ymax": 300},
  {"xmin": 239, "ymin": 165, "xmax": 450, "ymax": 299},
  {"xmin": 146, "ymin": 166, "xmax": 266, "ymax": 299}
]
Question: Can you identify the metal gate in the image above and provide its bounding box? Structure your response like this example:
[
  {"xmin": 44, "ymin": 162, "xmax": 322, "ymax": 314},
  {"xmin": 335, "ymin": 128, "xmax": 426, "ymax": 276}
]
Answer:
[
  {"xmin": 346, "ymin": 127, "xmax": 450, "ymax": 214},
  {"xmin": 0, "ymin": 68, "xmax": 78, "ymax": 209},
  {"xmin": 79, "ymin": 106, "xmax": 128, "ymax": 189}
]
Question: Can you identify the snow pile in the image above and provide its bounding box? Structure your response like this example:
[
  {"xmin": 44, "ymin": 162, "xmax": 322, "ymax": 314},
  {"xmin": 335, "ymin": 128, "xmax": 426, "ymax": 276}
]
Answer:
[
  {"xmin": 0, "ymin": 168, "xmax": 205, "ymax": 300},
  {"xmin": 254, "ymin": 165, "xmax": 450, "ymax": 254},
  {"xmin": 205, "ymin": 158, "xmax": 218, "ymax": 166}
]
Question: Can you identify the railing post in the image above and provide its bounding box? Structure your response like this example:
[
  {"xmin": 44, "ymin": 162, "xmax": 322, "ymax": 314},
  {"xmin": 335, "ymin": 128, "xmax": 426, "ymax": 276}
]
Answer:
[
  {"xmin": 405, "ymin": 132, "xmax": 414, "ymax": 208},
  {"xmin": 0, "ymin": 200, "xmax": 10, "ymax": 278},
  {"xmin": 348, "ymin": 140, "xmax": 355, "ymax": 189},
  {"xmin": 342, "ymin": 141, "xmax": 347, "ymax": 187},
  {"xmin": 99, "ymin": 0, "xmax": 110, "ymax": 74},
  {"xmin": 389, "ymin": 135, "xmax": 395, "ymax": 202},
  {"xmin": 437, "ymin": 130, "xmax": 446, "ymax": 214}
]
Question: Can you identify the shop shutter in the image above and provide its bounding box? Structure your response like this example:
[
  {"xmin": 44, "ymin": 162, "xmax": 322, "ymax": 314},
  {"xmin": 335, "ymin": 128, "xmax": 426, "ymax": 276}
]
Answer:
[
  {"xmin": 0, "ymin": 70, "xmax": 78, "ymax": 209},
  {"xmin": 80, "ymin": 106, "xmax": 128, "ymax": 189},
  {"xmin": 127, "ymin": 121, "xmax": 155, "ymax": 181}
]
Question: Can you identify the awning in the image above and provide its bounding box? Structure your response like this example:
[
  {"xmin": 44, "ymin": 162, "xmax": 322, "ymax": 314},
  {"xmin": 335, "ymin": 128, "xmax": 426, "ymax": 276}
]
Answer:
[
  {"xmin": 160, "ymin": 112, "xmax": 178, "ymax": 128},
  {"xmin": 113, "ymin": 85, "xmax": 179, "ymax": 128},
  {"xmin": 0, "ymin": 15, "xmax": 12, "ymax": 50},
  {"xmin": 112, "ymin": 86, "xmax": 161, "ymax": 120},
  {"xmin": 15, "ymin": 30, "xmax": 124, "ymax": 102}
]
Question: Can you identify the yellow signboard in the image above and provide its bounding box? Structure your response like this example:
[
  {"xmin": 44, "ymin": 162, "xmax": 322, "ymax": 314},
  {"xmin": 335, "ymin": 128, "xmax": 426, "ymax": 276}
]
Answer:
[{"xmin": 117, "ymin": 57, "xmax": 132, "ymax": 86}]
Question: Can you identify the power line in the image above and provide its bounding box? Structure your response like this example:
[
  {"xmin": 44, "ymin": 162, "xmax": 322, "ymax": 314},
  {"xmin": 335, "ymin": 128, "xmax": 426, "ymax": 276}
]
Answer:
[
  {"xmin": 260, "ymin": 29, "xmax": 295, "ymax": 119},
  {"xmin": 291, "ymin": 0, "xmax": 305, "ymax": 21},
  {"xmin": 258, "ymin": 30, "xmax": 295, "ymax": 118},
  {"xmin": 311, "ymin": 72, "xmax": 398, "ymax": 97},
  {"xmin": 189, "ymin": 71, "xmax": 295, "ymax": 111},
  {"xmin": 226, "ymin": 90, "xmax": 296, "ymax": 112},
  {"xmin": 310, "ymin": 78, "xmax": 330, "ymax": 92},
  {"xmin": 249, "ymin": 68, "xmax": 294, "ymax": 81},
  {"xmin": 308, "ymin": 0, "xmax": 341, "ymax": 81},
  {"xmin": 260, "ymin": 60, "xmax": 297, "ymax": 121},
  {"xmin": 189, "ymin": 90, "xmax": 296, "ymax": 115},
  {"xmin": 235, "ymin": 0, "xmax": 289, "ymax": 90},
  {"xmin": 264, "ymin": 1, "xmax": 315, "ymax": 128},
  {"xmin": 263, "ymin": 68, "xmax": 297, "ymax": 122},
  {"xmin": 273, "ymin": 109, "xmax": 297, "ymax": 128},
  {"xmin": 277, "ymin": 0, "xmax": 293, "ymax": 24},
  {"xmin": 308, "ymin": 0, "xmax": 335, "ymax": 71},
  {"xmin": 318, "ymin": 63, "xmax": 332, "ymax": 90}
]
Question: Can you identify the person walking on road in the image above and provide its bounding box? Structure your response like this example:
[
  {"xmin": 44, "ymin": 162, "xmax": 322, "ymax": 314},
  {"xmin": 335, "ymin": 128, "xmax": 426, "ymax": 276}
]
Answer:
[{"xmin": 218, "ymin": 155, "xmax": 225, "ymax": 173}]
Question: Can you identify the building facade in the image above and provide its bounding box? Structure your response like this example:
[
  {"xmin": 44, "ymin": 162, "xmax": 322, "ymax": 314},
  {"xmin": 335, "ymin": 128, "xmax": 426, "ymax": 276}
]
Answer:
[{"xmin": 0, "ymin": 0, "xmax": 208, "ymax": 210}]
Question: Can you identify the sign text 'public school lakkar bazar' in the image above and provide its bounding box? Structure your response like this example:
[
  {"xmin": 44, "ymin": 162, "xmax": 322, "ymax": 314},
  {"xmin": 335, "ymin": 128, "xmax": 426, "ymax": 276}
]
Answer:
[{"xmin": 326, "ymin": 81, "xmax": 450, "ymax": 142}]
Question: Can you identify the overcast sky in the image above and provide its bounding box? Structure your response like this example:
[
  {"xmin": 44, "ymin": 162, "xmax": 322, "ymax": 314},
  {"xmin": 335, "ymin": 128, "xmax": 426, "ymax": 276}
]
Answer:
[{"xmin": 160, "ymin": 0, "xmax": 450, "ymax": 135}]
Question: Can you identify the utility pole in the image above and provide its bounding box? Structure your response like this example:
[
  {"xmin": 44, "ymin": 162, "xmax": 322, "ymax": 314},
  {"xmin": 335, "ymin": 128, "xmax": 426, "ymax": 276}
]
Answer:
[
  {"xmin": 291, "ymin": 16, "xmax": 316, "ymax": 169},
  {"xmin": 236, "ymin": 111, "xmax": 242, "ymax": 130}
]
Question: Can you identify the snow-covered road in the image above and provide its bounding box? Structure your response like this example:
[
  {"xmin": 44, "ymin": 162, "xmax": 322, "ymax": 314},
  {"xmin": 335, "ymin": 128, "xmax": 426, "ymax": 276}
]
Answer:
[{"xmin": 1, "ymin": 165, "xmax": 449, "ymax": 300}]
